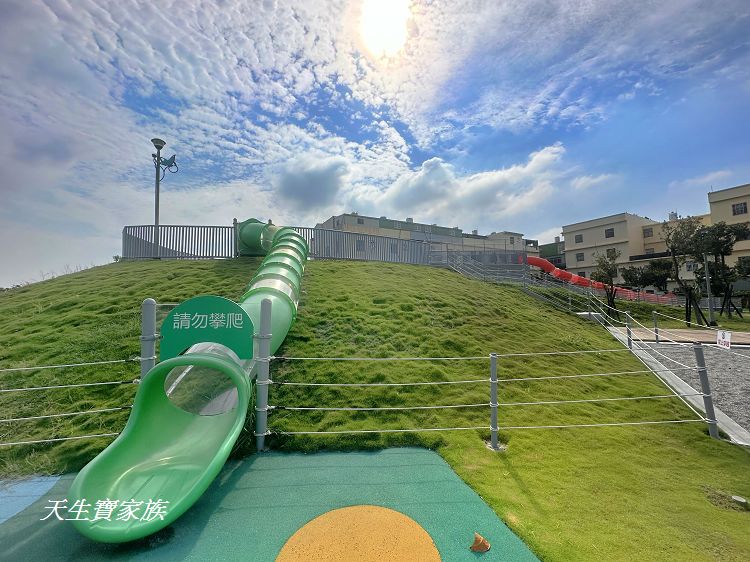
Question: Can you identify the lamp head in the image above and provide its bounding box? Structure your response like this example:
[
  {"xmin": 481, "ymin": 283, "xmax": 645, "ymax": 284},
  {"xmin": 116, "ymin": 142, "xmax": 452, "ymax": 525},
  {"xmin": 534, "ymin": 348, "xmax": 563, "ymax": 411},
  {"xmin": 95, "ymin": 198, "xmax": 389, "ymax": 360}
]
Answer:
[{"xmin": 151, "ymin": 138, "xmax": 166, "ymax": 150}]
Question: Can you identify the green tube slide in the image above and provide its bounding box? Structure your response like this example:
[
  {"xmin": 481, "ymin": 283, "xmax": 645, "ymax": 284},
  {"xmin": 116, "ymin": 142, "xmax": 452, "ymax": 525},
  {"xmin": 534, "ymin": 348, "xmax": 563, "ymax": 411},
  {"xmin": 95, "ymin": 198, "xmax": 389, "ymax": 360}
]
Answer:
[{"xmin": 67, "ymin": 219, "xmax": 307, "ymax": 543}]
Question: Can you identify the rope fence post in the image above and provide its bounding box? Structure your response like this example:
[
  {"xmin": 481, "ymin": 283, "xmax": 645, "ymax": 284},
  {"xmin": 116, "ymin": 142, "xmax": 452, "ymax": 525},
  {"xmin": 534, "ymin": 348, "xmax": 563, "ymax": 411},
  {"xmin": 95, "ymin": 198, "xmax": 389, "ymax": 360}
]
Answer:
[
  {"xmin": 139, "ymin": 298, "xmax": 157, "ymax": 378},
  {"xmin": 692, "ymin": 342, "xmax": 719, "ymax": 439},
  {"xmin": 489, "ymin": 352, "xmax": 500, "ymax": 450},
  {"xmin": 255, "ymin": 298, "xmax": 273, "ymax": 451},
  {"xmin": 653, "ymin": 310, "xmax": 659, "ymax": 344},
  {"xmin": 232, "ymin": 217, "xmax": 239, "ymax": 257},
  {"xmin": 625, "ymin": 312, "xmax": 632, "ymax": 350}
]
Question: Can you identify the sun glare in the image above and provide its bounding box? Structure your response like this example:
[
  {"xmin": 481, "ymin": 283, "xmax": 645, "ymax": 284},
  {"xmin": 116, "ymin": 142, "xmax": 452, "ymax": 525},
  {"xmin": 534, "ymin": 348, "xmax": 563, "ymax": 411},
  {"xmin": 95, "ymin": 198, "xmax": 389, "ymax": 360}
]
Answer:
[{"xmin": 359, "ymin": 0, "xmax": 411, "ymax": 59}]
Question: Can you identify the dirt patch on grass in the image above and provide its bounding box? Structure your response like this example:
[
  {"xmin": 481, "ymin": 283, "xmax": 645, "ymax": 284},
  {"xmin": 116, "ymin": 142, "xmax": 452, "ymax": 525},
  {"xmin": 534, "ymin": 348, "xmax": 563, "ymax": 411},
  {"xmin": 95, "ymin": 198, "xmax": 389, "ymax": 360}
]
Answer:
[{"xmin": 702, "ymin": 485, "xmax": 750, "ymax": 512}]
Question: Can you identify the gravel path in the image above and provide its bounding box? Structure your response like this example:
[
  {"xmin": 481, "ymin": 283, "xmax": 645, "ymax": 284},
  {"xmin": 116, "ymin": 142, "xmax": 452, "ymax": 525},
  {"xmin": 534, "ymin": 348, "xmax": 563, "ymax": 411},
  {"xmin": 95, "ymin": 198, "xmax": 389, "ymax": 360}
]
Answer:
[{"xmin": 639, "ymin": 342, "xmax": 750, "ymax": 431}]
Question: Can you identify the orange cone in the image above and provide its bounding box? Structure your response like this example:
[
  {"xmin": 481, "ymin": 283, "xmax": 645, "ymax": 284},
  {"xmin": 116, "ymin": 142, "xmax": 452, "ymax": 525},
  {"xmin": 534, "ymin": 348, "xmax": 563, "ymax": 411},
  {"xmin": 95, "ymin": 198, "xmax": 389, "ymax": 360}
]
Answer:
[{"xmin": 470, "ymin": 532, "xmax": 491, "ymax": 552}]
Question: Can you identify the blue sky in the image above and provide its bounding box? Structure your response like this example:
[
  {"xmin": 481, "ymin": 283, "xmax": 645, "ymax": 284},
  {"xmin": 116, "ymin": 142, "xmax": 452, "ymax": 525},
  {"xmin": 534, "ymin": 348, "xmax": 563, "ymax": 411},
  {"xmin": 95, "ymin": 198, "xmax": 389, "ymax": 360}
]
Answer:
[{"xmin": 1, "ymin": 0, "xmax": 750, "ymax": 286}]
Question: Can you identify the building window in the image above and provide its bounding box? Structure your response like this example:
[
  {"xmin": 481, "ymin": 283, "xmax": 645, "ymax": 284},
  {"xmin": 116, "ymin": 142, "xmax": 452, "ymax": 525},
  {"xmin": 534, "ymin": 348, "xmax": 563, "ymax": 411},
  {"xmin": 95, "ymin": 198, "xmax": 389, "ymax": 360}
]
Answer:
[
  {"xmin": 576, "ymin": 252, "xmax": 584, "ymax": 262},
  {"xmin": 578, "ymin": 271, "xmax": 586, "ymax": 278},
  {"xmin": 645, "ymin": 248, "xmax": 654, "ymax": 255},
  {"xmin": 355, "ymin": 239, "xmax": 365, "ymax": 251},
  {"xmin": 509, "ymin": 236, "xmax": 515, "ymax": 244},
  {"xmin": 686, "ymin": 261, "xmax": 695, "ymax": 272},
  {"xmin": 574, "ymin": 234, "xmax": 583, "ymax": 243},
  {"xmin": 357, "ymin": 217, "xmax": 365, "ymax": 224},
  {"xmin": 643, "ymin": 227, "xmax": 653, "ymax": 238},
  {"xmin": 732, "ymin": 202, "xmax": 747, "ymax": 216},
  {"xmin": 606, "ymin": 248, "xmax": 617, "ymax": 259},
  {"xmin": 604, "ymin": 228, "xmax": 615, "ymax": 238}
]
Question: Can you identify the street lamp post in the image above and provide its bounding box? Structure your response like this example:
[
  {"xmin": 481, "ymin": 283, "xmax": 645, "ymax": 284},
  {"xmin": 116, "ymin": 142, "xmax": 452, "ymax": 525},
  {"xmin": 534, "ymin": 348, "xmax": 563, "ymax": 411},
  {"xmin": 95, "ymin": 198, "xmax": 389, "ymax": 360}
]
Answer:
[
  {"xmin": 150, "ymin": 138, "xmax": 177, "ymax": 259},
  {"xmin": 151, "ymin": 138, "xmax": 165, "ymax": 258}
]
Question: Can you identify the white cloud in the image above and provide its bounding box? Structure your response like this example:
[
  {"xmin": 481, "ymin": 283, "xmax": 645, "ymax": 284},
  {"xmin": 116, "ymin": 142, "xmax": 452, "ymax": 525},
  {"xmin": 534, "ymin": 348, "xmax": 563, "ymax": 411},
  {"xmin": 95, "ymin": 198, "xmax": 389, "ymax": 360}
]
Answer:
[
  {"xmin": 532, "ymin": 226, "xmax": 563, "ymax": 244},
  {"xmin": 668, "ymin": 170, "xmax": 732, "ymax": 190},
  {"xmin": 1, "ymin": 0, "xmax": 748, "ymax": 285},
  {"xmin": 366, "ymin": 143, "xmax": 567, "ymax": 233},
  {"xmin": 571, "ymin": 174, "xmax": 615, "ymax": 190},
  {"xmin": 273, "ymin": 155, "xmax": 350, "ymax": 210}
]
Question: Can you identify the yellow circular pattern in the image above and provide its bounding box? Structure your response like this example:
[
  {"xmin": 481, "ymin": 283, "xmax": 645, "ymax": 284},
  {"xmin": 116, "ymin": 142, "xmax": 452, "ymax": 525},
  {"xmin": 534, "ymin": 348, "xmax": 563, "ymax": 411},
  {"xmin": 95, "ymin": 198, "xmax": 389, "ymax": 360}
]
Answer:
[{"xmin": 276, "ymin": 505, "xmax": 441, "ymax": 561}]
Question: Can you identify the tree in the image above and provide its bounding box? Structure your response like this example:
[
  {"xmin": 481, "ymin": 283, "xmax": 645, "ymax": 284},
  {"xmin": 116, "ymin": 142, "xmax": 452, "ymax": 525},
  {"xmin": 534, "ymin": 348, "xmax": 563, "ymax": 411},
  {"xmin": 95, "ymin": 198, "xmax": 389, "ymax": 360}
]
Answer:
[
  {"xmin": 661, "ymin": 216, "xmax": 702, "ymax": 293},
  {"xmin": 591, "ymin": 248, "xmax": 621, "ymax": 286},
  {"xmin": 735, "ymin": 256, "xmax": 750, "ymax": 278},
  {"xmin": 620, "ymin": 265, "xmax": 646, "ymax": 288},
  {"xmin": 643, "ymin": 260, "xmax": 672, "ymax": 292},
  {"xmin": 691, "ymin": 221, "xmax": 750, "ymax": 289},
  {"xmin": 694, "ymin": 259, "xmax": 736, "ymax": 296}
]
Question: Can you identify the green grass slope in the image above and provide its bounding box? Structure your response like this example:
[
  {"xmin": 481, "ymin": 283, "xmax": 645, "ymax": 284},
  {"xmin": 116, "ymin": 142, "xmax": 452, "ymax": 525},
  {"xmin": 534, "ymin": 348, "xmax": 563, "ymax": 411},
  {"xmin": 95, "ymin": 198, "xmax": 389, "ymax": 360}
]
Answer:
[{"xmin": 1, "ymin": 259, "xmax": 748, "ymax": 561}]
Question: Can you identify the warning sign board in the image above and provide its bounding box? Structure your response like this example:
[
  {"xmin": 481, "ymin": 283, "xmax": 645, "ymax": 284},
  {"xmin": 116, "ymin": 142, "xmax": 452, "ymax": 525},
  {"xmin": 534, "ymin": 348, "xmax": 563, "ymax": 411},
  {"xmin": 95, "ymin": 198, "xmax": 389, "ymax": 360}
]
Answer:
[{"xmin": 717, "ymin": 330, "xmax": 731, "ymax": 349}]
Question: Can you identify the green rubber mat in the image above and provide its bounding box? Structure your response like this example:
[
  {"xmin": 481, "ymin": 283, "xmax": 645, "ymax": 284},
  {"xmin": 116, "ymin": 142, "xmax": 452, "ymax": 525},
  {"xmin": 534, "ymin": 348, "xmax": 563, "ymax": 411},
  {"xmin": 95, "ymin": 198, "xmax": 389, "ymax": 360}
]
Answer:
[{"xmin": 0, "ymin": 448, "xmax": 538, "ymax": 561}]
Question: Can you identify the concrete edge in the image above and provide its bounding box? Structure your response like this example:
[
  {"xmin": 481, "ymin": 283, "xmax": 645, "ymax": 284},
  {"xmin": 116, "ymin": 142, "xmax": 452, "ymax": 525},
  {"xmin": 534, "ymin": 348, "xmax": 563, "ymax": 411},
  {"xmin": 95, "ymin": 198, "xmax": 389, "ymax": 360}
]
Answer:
[{"xmin": 606, "ymin": 326, "xmax": 750, "ymax": 446}]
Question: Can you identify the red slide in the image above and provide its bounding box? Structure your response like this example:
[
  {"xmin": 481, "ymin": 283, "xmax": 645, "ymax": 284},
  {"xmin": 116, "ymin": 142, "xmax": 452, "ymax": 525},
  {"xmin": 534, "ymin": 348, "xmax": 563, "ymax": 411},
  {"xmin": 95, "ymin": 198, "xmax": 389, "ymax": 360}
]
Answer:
[{"xmin": 526, "ymin": 256, "xmax": 679, "ymax": 305}]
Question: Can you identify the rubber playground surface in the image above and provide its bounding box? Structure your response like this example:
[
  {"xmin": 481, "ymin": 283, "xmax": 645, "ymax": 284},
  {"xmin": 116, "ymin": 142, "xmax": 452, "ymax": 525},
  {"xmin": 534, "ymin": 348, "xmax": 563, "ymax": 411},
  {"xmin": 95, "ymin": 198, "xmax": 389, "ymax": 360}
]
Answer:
[{"xmin": 0, "ymin": 447, "xmax": 538, "ymax": 561}]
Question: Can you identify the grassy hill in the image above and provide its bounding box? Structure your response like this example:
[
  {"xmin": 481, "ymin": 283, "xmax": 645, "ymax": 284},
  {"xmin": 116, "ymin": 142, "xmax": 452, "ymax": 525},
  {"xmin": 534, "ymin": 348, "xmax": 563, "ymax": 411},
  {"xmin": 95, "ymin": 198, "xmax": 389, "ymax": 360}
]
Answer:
[{"xmin": 1, "ymin": 259, "xmax": 749, "ymax": 561}]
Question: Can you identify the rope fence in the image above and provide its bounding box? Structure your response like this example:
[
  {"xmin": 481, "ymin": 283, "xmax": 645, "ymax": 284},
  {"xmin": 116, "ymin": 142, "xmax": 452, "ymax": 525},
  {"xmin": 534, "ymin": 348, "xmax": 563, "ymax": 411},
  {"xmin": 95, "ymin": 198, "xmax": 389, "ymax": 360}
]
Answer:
[
  {"xmin": 0, "ymin": 357, "xmax": 144, "ymax": 373},
  {"xmin": 271, "ymin": 419, "xmax": 706, "ymax": 436},
  {"xmin": 602, "ymin": 303, "xmax": 750, "ymax": 362},
  {"xmin": 276, "ymin": 379, "xmax": 489, "ymax": 387},
  {"xmin": 552, "ymin": 296, "xmax": 723, "ymax": 437},
  {"xmin": 0, "ymin": 300, "xmax": 157, "ymax": 448},
  {"xmin": 272, "ymin": 348, "xmax": 630, "ymax": 362},
  {"xmin": 0, "ymin": 380, "xmax": 138, "ymax": 393},
  {"xmin": 265, "ymin": 346, "xmax": 717, "ymax": 444},
  {"xmin": 0, "ymin": 433, "xmax": 119, "ymax": 448},
  {"xmin": 0, "ymin": 406, "xmax": 132, "ymax": 424},
  {"xmin": 653, "ymin": 310, "xmax": 722, "ymax": 331},
  {"xmin": 1, "ymin": 295, "xmax": 724, "ymax": 450}
]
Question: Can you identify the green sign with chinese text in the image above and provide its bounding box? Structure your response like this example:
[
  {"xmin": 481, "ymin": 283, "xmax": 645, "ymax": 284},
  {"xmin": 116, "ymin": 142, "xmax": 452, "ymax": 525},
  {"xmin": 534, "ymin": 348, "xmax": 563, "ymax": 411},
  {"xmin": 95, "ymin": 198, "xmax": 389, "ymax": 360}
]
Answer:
[{"xmin": 160, "ymin": 295, "xmax": 254, "ymax": 360}]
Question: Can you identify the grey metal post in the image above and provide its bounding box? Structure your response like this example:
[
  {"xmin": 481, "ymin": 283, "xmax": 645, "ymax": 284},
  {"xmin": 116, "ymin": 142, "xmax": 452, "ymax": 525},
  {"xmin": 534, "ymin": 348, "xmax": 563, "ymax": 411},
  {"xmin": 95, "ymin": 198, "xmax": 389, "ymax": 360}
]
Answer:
[
  {"xmin": 625, "ymin": 312, "xmax": 632, "ymax": 349},
  {"xmin": 232, "ymin": 217, "xmax": 239, "ymax": 257},
  {"xmin": 255, "ymin": 298, "xmax": 273, "ymax": 451},
  {"xmin": 489, "ymin": 353, "xmax": 500, "ymax": 450},
  {"xmin": 153, "ymin": 147, "xmax": 161, "ymax": 259},
  {"xmin": 693, "ymin": 342, "xmax": 719, "ymax": 439},
  {"xmin": 652, "ymin": 310, "xmax": 659, "ymax": 343},
  {"xmin": 704, "ymin": 254, "xmax": 716, "ymax": 325},
  {"xmin": 139, "ymin": 298, "xmax": 157, "ymax": 378}
]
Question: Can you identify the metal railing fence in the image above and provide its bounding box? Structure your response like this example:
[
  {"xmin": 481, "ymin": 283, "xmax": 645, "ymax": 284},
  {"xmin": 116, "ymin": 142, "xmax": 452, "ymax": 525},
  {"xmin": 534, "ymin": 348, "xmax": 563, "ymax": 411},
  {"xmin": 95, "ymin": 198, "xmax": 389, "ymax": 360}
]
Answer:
[
  {"xmin": 121, "ymin": 223, "xmax": 529, "ymax": 266},
  {"xmin": 292, "ymin": 227, "xmax": 430, "ymax": 264},
  {"xmin": 122, "ymin": 225, "xmax": 235, "ymax": 259}
]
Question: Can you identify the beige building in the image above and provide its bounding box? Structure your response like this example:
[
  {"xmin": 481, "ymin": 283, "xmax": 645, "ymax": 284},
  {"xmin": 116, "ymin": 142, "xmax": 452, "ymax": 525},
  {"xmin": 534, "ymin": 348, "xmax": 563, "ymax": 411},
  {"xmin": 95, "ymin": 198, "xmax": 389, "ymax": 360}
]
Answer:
[
  {"xmin": 562, "ymin": 213, "xmax": 658, "ymax": 282},
  {"xmin": 316, "ymin": 213, "xmax": 539, "ymax": 255},
  {"xmin": 559, "ymin": 182, "xmax": 750, "ymax": 287},
  {"xmin": 707, "ymin": 182, "xmax": 750, "ymax": 267},
  {"xmin": 561, "ymin": 212, "xmax": 712, "ymax": 286}
]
